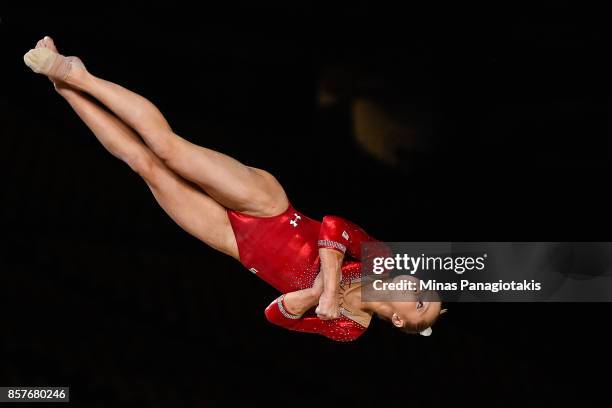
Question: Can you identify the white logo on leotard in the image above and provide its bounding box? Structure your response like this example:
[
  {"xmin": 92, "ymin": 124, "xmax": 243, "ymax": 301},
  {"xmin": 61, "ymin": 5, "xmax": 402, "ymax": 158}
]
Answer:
[
  {"xmin": 342, "ymin": 230, "xmax": 349, "ymax": 240},
  {"xmin": 289, "ymin": 213, "xmax": 301, "ymax": 227}
]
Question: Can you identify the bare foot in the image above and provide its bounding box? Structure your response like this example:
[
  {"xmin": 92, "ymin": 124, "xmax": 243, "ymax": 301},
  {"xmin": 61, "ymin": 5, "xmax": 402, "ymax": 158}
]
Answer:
[{"xmin": 24, "ymin": 36, "xmax": 86, "ymax": 84}]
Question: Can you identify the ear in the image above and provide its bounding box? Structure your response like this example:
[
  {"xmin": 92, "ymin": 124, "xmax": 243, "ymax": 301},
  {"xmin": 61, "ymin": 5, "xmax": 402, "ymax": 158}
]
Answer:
[{"xmin": 391, "ymin": 313, "xmax": 404, "ymax": 328}]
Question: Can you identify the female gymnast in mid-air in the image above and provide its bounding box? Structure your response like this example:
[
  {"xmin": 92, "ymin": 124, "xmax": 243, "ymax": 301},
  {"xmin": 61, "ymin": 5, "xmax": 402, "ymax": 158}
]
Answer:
[{"xmin": 24, "ymin": 36, "xmax": 442, "ymax": 341}]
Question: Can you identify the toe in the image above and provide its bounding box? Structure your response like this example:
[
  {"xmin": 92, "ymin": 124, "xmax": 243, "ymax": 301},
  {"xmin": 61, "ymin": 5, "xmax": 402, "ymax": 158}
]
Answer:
[
  {"xmin": 28, "ymin": 49, "xmax": 39, "ymax": 61},
  {"xmin": 44, "ymin": 36, "xmax": 58, "ymax": 52},
  {"xmin": 23, "ymin": 50, "xmax": 34, "ymax": 66},
  {"xmin": 24, "ymin": 49, "xmax": 44, "ymax": 71}
]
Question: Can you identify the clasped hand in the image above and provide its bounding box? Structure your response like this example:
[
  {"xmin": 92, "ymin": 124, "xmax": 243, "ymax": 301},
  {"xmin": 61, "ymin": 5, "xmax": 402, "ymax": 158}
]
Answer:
[{"xmin": 314, "ymin": 273, "xmax": 345, "ymax": 320}]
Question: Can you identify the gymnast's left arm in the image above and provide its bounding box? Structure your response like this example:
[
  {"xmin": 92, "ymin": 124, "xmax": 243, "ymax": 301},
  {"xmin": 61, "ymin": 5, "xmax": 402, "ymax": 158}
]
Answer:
[
  {"xmin": 263, "ymin": 268, "xmax": 363, "ymax": 342},
  {"xmin": 281, "ymin": 273, "xmax": 324, "ymax": 315},
  {"xmin": 264, "ymin": 291, "xmax": 364, "ymax": 342}
]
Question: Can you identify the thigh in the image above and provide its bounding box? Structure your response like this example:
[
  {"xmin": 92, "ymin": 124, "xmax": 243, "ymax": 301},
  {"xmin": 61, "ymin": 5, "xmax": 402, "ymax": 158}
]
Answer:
[
  {"xmin": 144, "ymin": 159, "xmax": 239, "ymax": 259},
  {"xmin": 165, "ymin": 136, "xmax": 289, "ymax": 217}
]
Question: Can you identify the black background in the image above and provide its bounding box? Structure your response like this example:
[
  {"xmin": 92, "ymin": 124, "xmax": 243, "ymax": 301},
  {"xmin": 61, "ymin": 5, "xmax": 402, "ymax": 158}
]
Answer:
[{"xmin": 1, "ymin": 3, "xmax": 610, "ymax": 407}]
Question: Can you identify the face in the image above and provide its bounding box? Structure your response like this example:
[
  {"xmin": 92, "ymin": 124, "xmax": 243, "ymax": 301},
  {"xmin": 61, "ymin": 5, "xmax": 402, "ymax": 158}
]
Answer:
[
  {"xmin": 386, "ymin": 275, "xmax": 442, "ymax": 329},
  {"xmin": 390, "ymin": 298, "xmax": 442, "ymax": 329}
]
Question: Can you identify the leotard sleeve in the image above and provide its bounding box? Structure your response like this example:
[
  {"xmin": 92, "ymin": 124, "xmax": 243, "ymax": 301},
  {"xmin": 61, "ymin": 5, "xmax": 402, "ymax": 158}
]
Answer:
[
  {"xmin": 318, "ymin": 215, "xmax": 393, "ymax": 262},
  {"xmin": 317, "ymin": 215, "xmax": 375, "ymax": 259},
  {"xmin": 264, "ymin": 295, "xmax": 365, "ymax": 342}
]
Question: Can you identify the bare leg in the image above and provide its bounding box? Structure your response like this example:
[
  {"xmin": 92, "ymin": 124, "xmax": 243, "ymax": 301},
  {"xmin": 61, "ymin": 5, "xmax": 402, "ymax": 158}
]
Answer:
[
  {"xmin": 24, "ymin": 43, "xmax": 289, "ymax": 217},
  {"xmin": 33, "ymin": 37, "xmax": 239, "ymax": 259}
]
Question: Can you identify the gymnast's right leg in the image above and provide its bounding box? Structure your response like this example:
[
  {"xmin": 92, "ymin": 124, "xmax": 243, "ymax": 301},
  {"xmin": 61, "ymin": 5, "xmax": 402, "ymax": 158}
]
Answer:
[
  {"xmin": 30, "ymin": 37, "xmax": 239, "ymax": 259},
  {"xmin": 23, "ymin": 40, "xmax": 289, "ymax": 218}
]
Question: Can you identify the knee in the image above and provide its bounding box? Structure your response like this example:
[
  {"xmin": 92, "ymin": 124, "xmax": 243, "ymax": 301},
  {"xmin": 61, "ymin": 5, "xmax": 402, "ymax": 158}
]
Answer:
[
  {"xmin": 143, "ymin": 129, "xmax": 180, "ymax": 163},
  {"xmin": 126, "ymin": 152, "xmax": 162, "ymax": 184}
]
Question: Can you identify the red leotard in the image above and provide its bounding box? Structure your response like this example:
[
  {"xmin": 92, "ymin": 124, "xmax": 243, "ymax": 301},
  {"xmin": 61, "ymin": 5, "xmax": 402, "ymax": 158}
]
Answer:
[{"xmin": 227, "ymin": 203, "xmax": 378, "ymax": 341}]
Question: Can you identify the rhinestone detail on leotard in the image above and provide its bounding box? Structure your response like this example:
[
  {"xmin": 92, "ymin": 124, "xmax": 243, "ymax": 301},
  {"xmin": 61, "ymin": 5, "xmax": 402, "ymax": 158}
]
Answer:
[
  {"xmin": 276, "ymin": 295, "xmax": 302, "ymax": 319},
  {"xmin": 318, "ymin": 239, "xmax": 347, "ymax": 253}
]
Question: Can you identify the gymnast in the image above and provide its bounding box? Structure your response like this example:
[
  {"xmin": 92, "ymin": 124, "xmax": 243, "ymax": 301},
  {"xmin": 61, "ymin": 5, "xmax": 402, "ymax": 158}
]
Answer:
[{"xmin": 24, "ymin": 36, "xmax": 443, "ymax": 341}]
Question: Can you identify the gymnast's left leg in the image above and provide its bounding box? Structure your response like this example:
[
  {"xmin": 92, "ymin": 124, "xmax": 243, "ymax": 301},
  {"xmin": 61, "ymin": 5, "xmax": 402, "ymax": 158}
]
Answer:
[
  {"xmin": 28, "ymin": 37, "xmax": 239, "ymax": 258},
  {"xmin": 24, "ymin": 42, "xmax": 288, "ymax": 218}
]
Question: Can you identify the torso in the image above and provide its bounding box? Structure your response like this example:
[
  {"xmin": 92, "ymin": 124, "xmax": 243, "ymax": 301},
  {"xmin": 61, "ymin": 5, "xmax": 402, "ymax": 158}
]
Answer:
[
  {"xmin": 227, "ymin": 204, "xmax": 362, "ymax": 294},
  {"xmin": 339, "ymin": 281, "xmax": 372, "ymax": 328}
]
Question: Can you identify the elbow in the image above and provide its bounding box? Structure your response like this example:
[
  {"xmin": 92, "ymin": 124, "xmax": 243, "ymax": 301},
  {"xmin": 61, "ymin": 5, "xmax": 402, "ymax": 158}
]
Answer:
[
  {"xmin": 264, "ymin": 306, "xmax": 274, "ymax": 324},
  {"xmin": 264, "ymin": 300, "xmax": 287, "ymax": 326}
]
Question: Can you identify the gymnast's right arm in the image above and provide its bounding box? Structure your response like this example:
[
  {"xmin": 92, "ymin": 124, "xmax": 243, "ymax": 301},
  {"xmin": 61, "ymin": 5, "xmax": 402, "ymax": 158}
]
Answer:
[{"xmin": 315, "ymin": 215, "xmax": 376, "ymax": 320}]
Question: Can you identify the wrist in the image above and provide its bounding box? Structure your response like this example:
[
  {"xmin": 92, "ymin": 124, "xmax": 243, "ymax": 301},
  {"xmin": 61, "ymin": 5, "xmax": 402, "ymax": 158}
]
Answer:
[
  {"xmin": 306, "ymin": 287, "xmax": 322, "ymax": 302},
  {"xmin": 322, "ymin": 287, "xmax": 336, "ymax": 296}
]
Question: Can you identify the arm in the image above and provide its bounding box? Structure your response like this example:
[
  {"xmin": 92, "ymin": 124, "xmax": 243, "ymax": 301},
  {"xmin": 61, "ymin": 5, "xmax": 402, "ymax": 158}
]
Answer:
[
  {"xmin": 281, "ymin": 273, "xmax": 323, "ymax": 316},
  {"xmin": 264, "ymin": 295, "xmax": 365, "ymax": 342},
  {"xmin": 264, "ymin": 271, "xmax": 365, "ymax": 342},
  {"xmin": 315, "ymin": 215, "xmax": 374, "ymax": 319},
  {"xmin": 314, "ymin": 248, "xmax": 344, "ymax": 320}
]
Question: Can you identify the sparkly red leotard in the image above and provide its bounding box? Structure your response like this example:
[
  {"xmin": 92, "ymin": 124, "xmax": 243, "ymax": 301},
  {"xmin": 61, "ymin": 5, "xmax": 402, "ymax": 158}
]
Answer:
[{"xmin": 227, "ymin": 203, "xmax": 378, "ymax": 342}]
